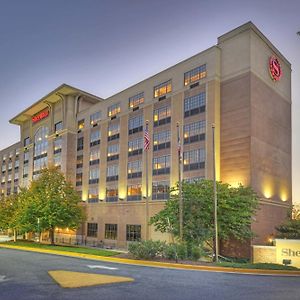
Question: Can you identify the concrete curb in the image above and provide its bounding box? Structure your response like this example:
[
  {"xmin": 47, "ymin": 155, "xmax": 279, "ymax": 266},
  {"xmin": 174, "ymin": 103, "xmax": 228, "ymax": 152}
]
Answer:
[{"xmin": 1, "ymin": 244, "xmax": 300, "ymax": 277}]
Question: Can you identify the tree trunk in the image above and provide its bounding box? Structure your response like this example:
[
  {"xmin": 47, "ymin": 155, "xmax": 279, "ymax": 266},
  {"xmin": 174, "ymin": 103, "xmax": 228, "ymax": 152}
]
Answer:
[
  {"xmin": 49, "ymin": 228, "xmax": 55, "ymax": 245},
  {"xmin": 13, "ymin": 229, "xmax": 17, "ymax": 242}
]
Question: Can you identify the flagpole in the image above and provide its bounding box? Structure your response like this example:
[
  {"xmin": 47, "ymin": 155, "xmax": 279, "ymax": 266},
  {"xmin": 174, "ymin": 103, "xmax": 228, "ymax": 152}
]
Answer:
[
  {"xmin": 177, "ymin": 122, "xmax": 183, "ymax": 242},
  {"xmin": 145, "ymin": 120, "xmax": 150, "ymax": 241}
]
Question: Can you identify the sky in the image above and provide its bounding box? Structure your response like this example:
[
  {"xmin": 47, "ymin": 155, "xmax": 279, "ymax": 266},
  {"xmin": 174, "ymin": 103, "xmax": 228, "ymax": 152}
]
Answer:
[{"xmin": 0, "ymin": 0, "xmax": 299, "ymax": 201}]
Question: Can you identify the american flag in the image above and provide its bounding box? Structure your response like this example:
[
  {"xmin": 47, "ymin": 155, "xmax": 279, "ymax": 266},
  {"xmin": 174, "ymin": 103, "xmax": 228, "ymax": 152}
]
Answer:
[{"xmin": 144, "ymin": 122, "xmax": 150, "ymax": 151}]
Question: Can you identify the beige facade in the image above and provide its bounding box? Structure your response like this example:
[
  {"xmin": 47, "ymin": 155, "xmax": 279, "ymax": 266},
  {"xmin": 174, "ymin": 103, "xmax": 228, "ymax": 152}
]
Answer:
[{"xmin": 0, "ymin": 22, "xmax": 292, "ymax": 253}]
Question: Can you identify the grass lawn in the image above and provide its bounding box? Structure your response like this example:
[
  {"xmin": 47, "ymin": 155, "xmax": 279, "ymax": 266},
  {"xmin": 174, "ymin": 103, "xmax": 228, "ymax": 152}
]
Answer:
[
  {"xmin": 0, "ymin": 240, "xmax": 120, "ymax": 257},
  {"xmin": 217, "ymin": 261, "xmax": 299, "ymax": 270}
]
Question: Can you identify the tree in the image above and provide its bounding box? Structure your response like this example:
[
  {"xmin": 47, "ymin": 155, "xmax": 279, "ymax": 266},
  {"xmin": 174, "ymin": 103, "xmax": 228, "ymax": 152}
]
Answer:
[
  {"xmin": 20, "ymin": 167, "xmax": 85, "ymax": 244},
  {"xmin": 276, "ymin": 206, "xmax": 300, "ymax": 239},
  {"xmin": 150, "ymin": 180, "xmax": 259, "ymax": 248}
]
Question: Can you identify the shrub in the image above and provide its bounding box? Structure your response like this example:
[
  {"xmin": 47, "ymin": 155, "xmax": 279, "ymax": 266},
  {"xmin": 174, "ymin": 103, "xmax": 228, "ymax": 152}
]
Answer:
[
  {"xmin": 128, "ymin": 240, "xmax": 165, "ymax": 259},
  {"xmin": 163, "ymin": 243, "xmax": 178, "ymax": 260}
]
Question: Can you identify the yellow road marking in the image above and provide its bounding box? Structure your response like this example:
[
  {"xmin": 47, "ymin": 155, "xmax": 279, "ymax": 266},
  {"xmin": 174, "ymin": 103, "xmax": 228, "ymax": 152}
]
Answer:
[{"xmin": 48, "ymin": 270, "xmax": 134, "ymax": 288}]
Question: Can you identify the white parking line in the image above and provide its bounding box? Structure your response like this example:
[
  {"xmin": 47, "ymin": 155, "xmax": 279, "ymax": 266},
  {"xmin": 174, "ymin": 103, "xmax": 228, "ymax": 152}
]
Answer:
[{"xmin": 87, "ymin": 265, "xmax": 118, "ymax": 270}]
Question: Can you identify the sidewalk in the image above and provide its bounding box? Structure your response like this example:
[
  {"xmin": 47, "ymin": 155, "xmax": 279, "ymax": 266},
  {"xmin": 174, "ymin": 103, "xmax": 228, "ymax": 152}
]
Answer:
[{"xmin": 1, "ymin": 243, "xmax": 300, "ymax": 277}]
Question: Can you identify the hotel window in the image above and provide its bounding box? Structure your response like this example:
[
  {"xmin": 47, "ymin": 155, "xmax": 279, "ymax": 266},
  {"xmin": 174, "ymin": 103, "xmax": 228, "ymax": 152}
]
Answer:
[
  {"xmin": 90, "ymin": 130, "xmax": 101, "ymax": 147},
  {"xmin": 33, "ymin": 126, "xmax": 49, "ymax": 175},
  {"xmin": 88, "ymin": 187, "xmax": 99, "ymax": 203},
  {"xmin": 89, "ymin": 168, "xmax": 99, "ymax": 184},
  {"xmin": 76, "ymin": 172, "xmax": 82, "ymax": 186},
  {"xmin": 54, "ymin": 137, "xmax": 62, "ymax": 154},
  {"xmin": 89, "ymin": 148, "xmax": 100, "ymax": 165},
  {"xmin": 154, "ymin": 80, "xmax": 172, "ymax": 98},
  {"xmin": 183, "ymin": 148, "xmax": 205, "ymax": 171},
  {"xmin": 14, "ymin": 172, "xmax": 19, "ymax": 182},
  {"xmin": 127, "ymin": 184, "xmax": 142, "ymax": 201},
  {"xmin": 87, "ymin": 223, "xmax": 98, "ymax": 237},
  {"xmin": 126, "ymin": 224, "xmax": 141, "ymax": 241},
  {"xmin": 108, "ymin": 122, "xmax": 120, "ymax": 141},
  {"xmin": 1, "ymin": 164, "xmax": 6, "ymax": 173},
  {"xmin": 184, "ymin": 120, "xmax": 206, "ymax": 144},
  {"xmin": 77, "ymin": 137, "xmax": 84, "ymax": 151},
  {"xmin": 7, "ymin": 173, "xmax": 11, "ymax": 182},
  {"xmin": 108, "ymin": 103, "xmax": 121, "ymax": 118},
  {"xmin": 129, "ymin": 92, "xmax": 144, "ymax": 108},
  {"xmin": 152, "ymin": 181, "xmax": 169, "ymax": 200},
  {"xmin": 106, "ymin": 164, "xmax": 119, "ymax": 182},
  {"xmin": 153, "ymin": 130, "xmax": 171, "ymax": 151},
  {"xmin": 24, "ymin": 137, "xmax": 30, "ymax": 147},
  {"xmin": 24, "ymin": 151, "xmax": 29, "ymax": 163},
  {"xmin": 14, "ymin": 160, "xmax": 19, "ymax": 169},
  {"xmin": 8, "ymin": 162, "xmax": 12, "ymax": 171},
  {"xmin": 153, "ymin": 155, "xmax": 170, "ymax": 175},
  {"xmin": 78, "ymin": 119, "xmax": 85, "ymax": 131},
  {"xmin": 184, "ymin": 92, "xmax": 206, "ymax": 117},
  {"xmin": 128, "ymin": 115, "xmax": 143, "ymax": 135},
  {"xmin": 128, "ymin": 137, "xmax": 143, "ymax": 157},
  {"xmin": 153, "ymin": 106, "xmax": 171, "ymax": 127},
  {"xmin": 23, "ymin": 165, "xmax": 29, "ymax": 178},
  {"xmin": 127, "ymin": 160, "xmax": 142, "ymax": 179},
  {"xmin": 107, "ymin": 144, "xmax": 119, "ymax": 161},
  {"xmin": 1, "ymin": 176, "xmax": 5, "ymax": 184},
  {"xmin": 105, "ymin": 224, "xmax": 118, "ymax": 240},
  {"xmin": 55, "ymin": 121, "xmax": 63, "ymax": 132},
  {"xmin": 15, "ymin": 149, "xmax": 20, "ymax": 157},
  {"xmin": 90, "ymin": 111, "xmax": 101, "ymax": 126},
  {"xmin": 106, "ymin": 186, "xmax": 118, "ymax": 202},
  {"xmin": 53, "ymin": 153, "xmax": 61, "ymax": 168},
  {"xmin": 76, "ymin": 155, "xmax": 83, "ymax": 168},
  {"xmin": 184, "ymin": 176, "xmax": 205, "ymax": 183},
  {"xmin": 184, "ymin": 64, "xmax": 207, "ymax": 86}
]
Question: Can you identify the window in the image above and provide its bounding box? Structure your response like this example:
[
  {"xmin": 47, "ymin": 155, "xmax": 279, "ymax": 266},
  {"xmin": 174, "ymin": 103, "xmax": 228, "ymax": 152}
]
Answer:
[
  {"xmin": 23, "ymin": 165, "xmax": 29, "ymax": 178},
  {"xmin": 184, "ymin": 176, "xmax": 205, "ymax": 183},
  {"xmin": 128, "ymin": 115, "xmax": 143, "ymax": 134},
  {"xmin": 105, "ymin": 224, "xmax": 118, "ymax": 240},
  {"xmin": 87, "ymin": 223, "xmax": 98, "ymax": 237},
  {"xmin": 8, "ymin": 162, "xmax": 12, "ymax": 171},
  {"xmin": 1, "ymin": 164, "xmax": 6, "ymax": 173},
  {"xmin": 77, "ymin": 137, "xmax": 84, "ymax": 151},
  {"xmin": 15, "ymin": 149, "xmax": 20, "ymax": 157},
  {"xmin": 89, "ymin": 168, "xmax": 99, "ymax": 184},
  {"xmin": 53, "ymin": 153, "xmax": 61, "ymax": 167},
  {"xmin": 126, "ymin": 225, "xmax": 141, "ymax": 241},
  {"xmin": 106, "ymin": 186, "xmax": 118, "ymax": 202},
  {"xmin": 153, "ymin": 130, "xmax": 171, "ymax": 151},
  {"xmin": 14, "ymin": 160, "xmax": 19, "ymax": 169},
  {"xmin": 108, "ymin": 122, "xmax": 120, "ymax": 141},
  {"xmin": 183, "ymin": 149, "xmax": 205, "ymax": 171},
  {"xmin": 184, "ymin": 92, "xmax": 206, "ymax": 117},
  {"xmin": 153, "ymin": 155, "xmax": 170, "ymax": 175},
  {"xmin": 184, "ymin": 64, "xmax": 207, "ymax": 86},
  {"xmin": 108, "ymin": 103, "xmax": 120, "ymax": 117},
  {"xmin": 88, "ymin": 187, "xmax": 99, "ymax": 203},
  {"xmin": 152, "ymin": 181, "xmax": 169, "ymax": 200},
  {"xmin": 90, "ymin": 130, "xmax": 101, "ymax": 147},
  {"xmin": 184, "ymin": 120, "xmax": 206, "ymax": 144},
  {"xmin": 107, "ymin": 144, "xmax": 119, "ymax": 161},
  {"xmin": 14, "ymin": 172, "xmax": 19, "ymax": 181},
  {"xmin": 24, "ymin": 137, "xmax": 30, "ymax": 147},
  {"xmin": 153, "ymin": 106, "xmax": 171, "ymax": 127},
  {"xmin": 76, "ymin": 172, "xmax": 82, "ymax": 186},
  {"xmin": 78, "ymin": 119, "xmax": 85, "ymax": 131},
  {"xmin": 55, "ymin": 121, "xmax": 63, "ymax": 132},
  {"xmin": 24, "ymin": 151, "xmax": 29, "ymax": 163},
  {"xmin": 54, "ymin": 137, "xmax": 62, "ymax": 153},
  {"xmin": 128, "ymin": 160, "xmax": 142, "ymax": 179},
  {"xmin": 107, "ymin": 164, "xmax": 119, "ymax": 181},
  {"xmin": 7, "ymin": 173, "xmax": 11, "ymax": 182},
  {"xmin": 154, "ymin": 80, "xmax": 172, "ymax": 98},
  {"xmin": 77, "ymin": 155, "xmax": 83, "ymax": 168},
  {"xmin": 128, "ymin": 137, "xmax": 143, "ymax": 156},
  {"xmin": 90, "ymin": 148, "xmax": 100, "ymax": 165},
  {"xmin": 90, "ymin": 111, "xmax": 101, "ymax": 126},
  {"xmin": 129, "ymin": 92, "xmax": 144, "ymax": 108},
  {"xmin": 127, "ymin": 184, "xmax": 142, "ymax": 201},
  {"xmin": 33, "ymin": 126, "xmax": 49, "ymax": 176}
]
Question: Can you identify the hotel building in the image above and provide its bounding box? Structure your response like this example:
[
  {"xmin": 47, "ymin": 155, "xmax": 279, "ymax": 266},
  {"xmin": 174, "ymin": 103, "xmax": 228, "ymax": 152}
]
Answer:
[{"xmin": 0, "ymin": 22, "xmax": 292, "ymax": 255}]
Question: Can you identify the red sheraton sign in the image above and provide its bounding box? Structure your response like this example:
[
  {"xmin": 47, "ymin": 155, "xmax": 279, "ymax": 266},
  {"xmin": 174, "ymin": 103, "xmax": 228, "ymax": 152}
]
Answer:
[
  {"xmin": 269, "ymin": 56, "xmax": 282, "ymax": 81},
  {"xmin": 32, "ymin": 109, "xmax": 49, "ymax": 123}
]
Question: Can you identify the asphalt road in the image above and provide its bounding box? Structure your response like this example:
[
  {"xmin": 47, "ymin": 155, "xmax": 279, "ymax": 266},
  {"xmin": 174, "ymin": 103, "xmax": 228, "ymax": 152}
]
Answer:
[{"xmin": 0, "ymin": 248, "xmax": 299, "ymax": 300}]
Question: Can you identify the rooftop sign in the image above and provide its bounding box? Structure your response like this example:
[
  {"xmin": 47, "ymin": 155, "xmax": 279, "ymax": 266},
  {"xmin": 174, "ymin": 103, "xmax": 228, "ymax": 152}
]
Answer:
[
  {"xmin": 269, "ymin": 56, "xmax": 282, "ymax": 81},
  {"xmin": 32, "ymin": 109, "xmax": 49, "ymax": 123}
]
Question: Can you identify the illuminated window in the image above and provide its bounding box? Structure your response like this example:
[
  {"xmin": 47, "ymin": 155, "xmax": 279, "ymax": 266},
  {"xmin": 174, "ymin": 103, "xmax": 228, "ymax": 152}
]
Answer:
[
  {"xmin": 90, "ymin": 111, "xmax": 101, "ymax": 126},
  {"xmin": 127, "ymin": 184, "xmax": 142, "ymax": 201},
  {"xmin": 184, "ymin": 64, "xmax": 206, "ymax": 86},
  {"xmin": 105, "ymin": 224, "xmax": 118, "ymax": 240},
  {"xmin": 153, "ymin": 130, "xmax": 171, "ymax": 151},
  {"xmin": 153, "ymin": 155, "xmax": 170, "ymax": 175},
  {"xmin": 76, "ymin": 155, "xmax": 83, "ymax": 168},
  {"xmin": 55, "ymin": 121, "xmax": 63, "ymax": 132},
  {"xmin": 107, "ymin": 144, "xmax": 119, "ymax": 161},
  {"xmin": 127, "ymin": 160, "xmax": 142, "ymax": 178},
  {"xmin": 153, "ymin": 106, "xmax": 171, "ymax": 127},
  {"xmin": 88, "ymin": 187, "xmax": 98, "ymax": 203},
  {"xmin": 184, "ymin": 120, "xmax": 206, "ymax": 144},
  {"xmin": 128, "ymin": 115, "xmax": 143, "ymax": 134},
  {"xmin": 154, "ymin": 80, "xmax": 172, "ymax": 98},
  {"xmin": 108, "ymin": 122, "xmax": 120, "ymax": 141},
  {"xmin": 184, "ymin": 92, "xmax": 206, "ymax": 117},
  {"xmin": 87, "ymin": 223, "xmax": 98, "ymax": 237},
  {"xmin": 33, "ymin": 126, "xmax": 49, "ymax": 175},
  {"xmin": 183, "ymin": 149, "xmax": 205, "ymax": 171},
  {"xmin": 108, "ymin": 103, "xmax": 121, "ymax": 117},
  {"xmin": 90, "ymin": 148, "xmax": 100, "ymax": 165},
  {"xmin": 126, "ymin": 224, "xmax": 141, "ymax": 241},
  {"xmin": 89, "ymin": 168, "xmax": 99, "ymax": 184},
  {"xmin": 106, "ymin": 186, "xmax": 118, "ymax": 202},
  {"xmin": 78, "ymin": 119, "xmax": 85, "ymax": 131},
  {"xmin": 107, "ymin": 164, "xmax": 119, "ymax": 182},
  {"xmin": 129, "ymin": 92, "xmax": 144, "ymax": 108},
  {"xmin": 54, "ymin": 137, "xmax": 62, "ymax": 153},
  {"xmin": 152, "ymin": 181, "xmax": 169, "ymax": 200},
  {"xmin": 128, "ymin": 137, "xmax": 143, "ymax": 157},
  {"xmin": 76, "ymin": 172, "xmax": 82, "ymax": 186},
  {"xmin": 90, "ymin": 130, "xmax": 101, "ymax": 147},
  {"xmin": 53, "ymin": 153, "xmax": 61, "ymax": 167}
]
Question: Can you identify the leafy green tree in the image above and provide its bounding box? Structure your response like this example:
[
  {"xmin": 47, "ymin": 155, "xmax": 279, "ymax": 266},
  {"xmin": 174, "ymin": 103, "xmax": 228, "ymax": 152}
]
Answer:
[
  {"xmin": 20, "ymin": 167, "xmax": 85, "ymax": 244},
  {"xmin": 150, "ymin": 180, "xmax": 259, "ymax": 248},
  {"xmin": 276, "ymin": 206, "xmax": 300, "ymax": 239}
]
